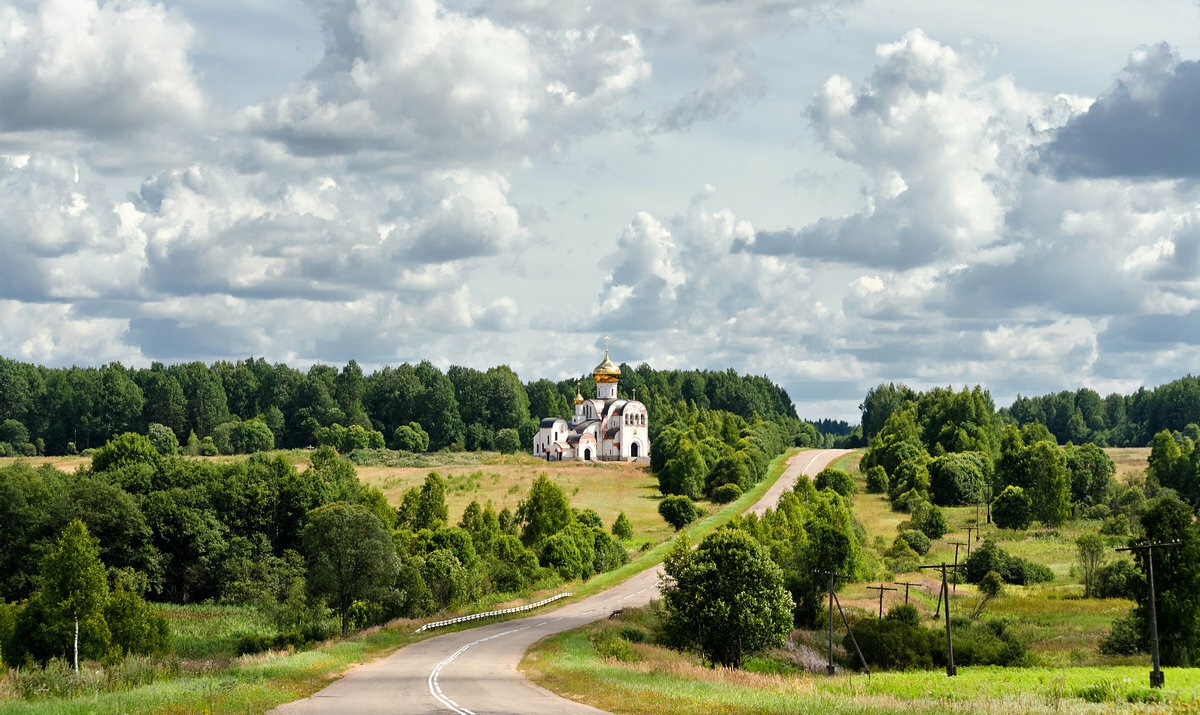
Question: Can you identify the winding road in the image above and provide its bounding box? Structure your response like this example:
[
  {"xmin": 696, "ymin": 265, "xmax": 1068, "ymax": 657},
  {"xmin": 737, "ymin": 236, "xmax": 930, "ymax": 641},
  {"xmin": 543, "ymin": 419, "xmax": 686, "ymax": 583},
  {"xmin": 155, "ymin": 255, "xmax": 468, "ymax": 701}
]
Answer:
[{"xmin": 272, "ymin": 449, "xmax": 850, "ymax": 715}]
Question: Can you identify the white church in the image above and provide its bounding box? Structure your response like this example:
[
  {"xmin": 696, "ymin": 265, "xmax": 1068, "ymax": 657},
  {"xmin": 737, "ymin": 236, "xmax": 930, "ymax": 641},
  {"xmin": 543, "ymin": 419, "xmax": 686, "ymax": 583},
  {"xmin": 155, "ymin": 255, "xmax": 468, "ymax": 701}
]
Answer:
[{"xmin": 533, "ymin": 343, "xmax": 650, "ymax": 462}]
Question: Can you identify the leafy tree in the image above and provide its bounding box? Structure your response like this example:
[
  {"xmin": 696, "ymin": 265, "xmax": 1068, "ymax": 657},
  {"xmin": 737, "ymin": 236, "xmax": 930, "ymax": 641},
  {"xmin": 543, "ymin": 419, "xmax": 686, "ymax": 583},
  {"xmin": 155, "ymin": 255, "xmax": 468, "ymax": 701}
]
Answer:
[
  {"xmin": 42, "ymin": 520, "xmax": 109, "ymax": 671},
  {"xmin": 1066, "ymin": 443, "xmax": 1115, "ymax": 509},
  {"xmin": 815, "ymin": 467, "xmax": 856, "ymax": 497},
  {"xmin": 1027, "ymin": 441, "xmax": 1071, "ymax": 526},
  {"xmin": 612, "ymin": 511, "xmax": 634, "ymax": 541},
  {"xmin": 104, "ymin": 584, "xmax": 171, "ymax": 657},
  {"xmin": 495, "ymin": 427, "xmax": 521, "ymax": 454},
  {"xmin": 303, "ymin": 503, "xmax": 400, "ymax": 636},
  {"xmin": 992, "ymin": 485, "xmax": 1033, "ymax": 530},
  {"xmin": 860, "ymin": 382, "xmax": 916, "ymax": 441},
  {"xmin": 1076, "ymin": 532, "xmax": 1106, "ymax": 599},
  {"xmin": 1127, "ymin": 494, "xmax": 1200, "ymax": 665},
  {"xmin": 517, "ymin": 475, "xmax": 572, "ymax": 549},
  {"xmin": 973, "ymin": 570, "xmax": 1004, "ymax": 618},
  {"xmin": 398, "ymin": 472, "xmax": 449, "ymax": 531},
  {"xmin": 658, "ymin": 495, "xmax": 701, "ymax": 531},
  {"xmin": 661, "ymin": 529, "xmax": 794, "ymax": 668},
  {"xmin": 660, "ymin": 437, "xmax": 706, "ymax": 499},
  {"xmin": 91, "ymin": 432, "xmax": 159, "ymax": 473},
  {"xmin": 392, "ymin": 422, "xmax": 430, "ymax": 452},
  {"xmin": 864, "ymin": 465, "xmax": 889, "ymax": 494},
  {"xmin": 928, "ymin": 452, "xmax": 989, "ymax": 506},
  {"xmin": 146, "ymin": 422, "xmax": 179, "ymax": 455},
  {"xmin": 541, "ymin": 532, "xmax": 584, "ymax": 580}
]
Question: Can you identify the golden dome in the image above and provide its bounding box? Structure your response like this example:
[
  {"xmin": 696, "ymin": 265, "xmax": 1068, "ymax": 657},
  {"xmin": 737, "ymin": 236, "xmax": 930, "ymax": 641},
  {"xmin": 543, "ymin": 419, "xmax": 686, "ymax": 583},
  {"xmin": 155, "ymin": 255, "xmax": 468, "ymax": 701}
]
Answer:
[
  {"xmin": 574, "ymin": 384, "xmax": 584, "ymax": 404},
  {"xmin": 593, "ymin": 339, "xmax": 620, "ymax": 384}
]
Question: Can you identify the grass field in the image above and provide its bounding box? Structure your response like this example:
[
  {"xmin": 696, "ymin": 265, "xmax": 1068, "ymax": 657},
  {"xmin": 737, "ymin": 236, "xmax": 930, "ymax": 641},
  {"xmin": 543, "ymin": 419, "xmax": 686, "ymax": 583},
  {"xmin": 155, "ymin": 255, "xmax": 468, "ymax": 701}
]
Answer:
[{"xmin": 523, "ymin": 623, "xmax": 1200, "ymax": 715}]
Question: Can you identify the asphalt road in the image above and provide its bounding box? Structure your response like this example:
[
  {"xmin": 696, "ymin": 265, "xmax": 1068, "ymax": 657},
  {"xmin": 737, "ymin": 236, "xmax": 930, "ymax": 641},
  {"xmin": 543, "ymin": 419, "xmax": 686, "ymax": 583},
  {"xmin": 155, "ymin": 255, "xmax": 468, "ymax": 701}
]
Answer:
[{"xmin": 272, "ymin": 448, "xmax": 850, "ymax": 715}]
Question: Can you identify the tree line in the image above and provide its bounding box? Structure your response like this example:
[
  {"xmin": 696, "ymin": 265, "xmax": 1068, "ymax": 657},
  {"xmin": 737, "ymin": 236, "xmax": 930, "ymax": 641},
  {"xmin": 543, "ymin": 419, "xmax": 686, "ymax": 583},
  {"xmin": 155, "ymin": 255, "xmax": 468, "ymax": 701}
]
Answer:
[
  {"xmin": 0, "ymin": 356, "xmax": 816, "ymax": 458},
  {"xmin": 859, "ymin": 375, "xmax": 1200, "ymax": 449},
  {"xmin": 0, "ymin": 433, "xmax": 632, "ymax": 667}
]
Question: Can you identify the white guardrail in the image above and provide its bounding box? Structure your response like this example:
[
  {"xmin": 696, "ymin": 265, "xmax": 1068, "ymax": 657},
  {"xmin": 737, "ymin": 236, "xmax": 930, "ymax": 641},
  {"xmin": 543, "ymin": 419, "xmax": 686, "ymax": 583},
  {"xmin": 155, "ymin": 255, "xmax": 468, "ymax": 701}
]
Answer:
[{"xmin": 414, "ymin": 593, "xmax": 573, "ymax": 633}]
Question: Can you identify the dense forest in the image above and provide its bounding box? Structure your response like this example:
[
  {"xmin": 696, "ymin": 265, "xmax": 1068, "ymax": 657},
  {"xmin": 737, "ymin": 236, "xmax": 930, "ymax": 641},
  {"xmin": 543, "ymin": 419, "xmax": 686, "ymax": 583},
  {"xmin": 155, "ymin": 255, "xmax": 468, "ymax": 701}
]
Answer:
[{"xmin": 0, "ymin": 356, "xmax": 821, "ymax": 458}]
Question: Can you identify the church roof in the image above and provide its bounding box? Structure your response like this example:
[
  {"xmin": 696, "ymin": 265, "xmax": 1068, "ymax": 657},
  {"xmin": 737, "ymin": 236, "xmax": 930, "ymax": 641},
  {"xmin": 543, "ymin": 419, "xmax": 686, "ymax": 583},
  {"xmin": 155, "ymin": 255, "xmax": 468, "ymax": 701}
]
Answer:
[{"xmin": 593, "ymin": 342, "xmax": 620, "ymax": 383}]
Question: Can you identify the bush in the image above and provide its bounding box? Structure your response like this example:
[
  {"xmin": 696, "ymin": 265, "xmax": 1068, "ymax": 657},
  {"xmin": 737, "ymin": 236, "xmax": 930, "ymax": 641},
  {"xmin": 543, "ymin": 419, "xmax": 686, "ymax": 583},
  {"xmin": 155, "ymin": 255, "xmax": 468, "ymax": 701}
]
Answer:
[
  {"xmin": 963, "ymin": 540, "xmax": 1054, "ymax": 585},
  {"xmin": 1100, "ymin": 612, "xmax": 1145, "ymax": 655},
  {"xmin": 815, "ymin": 468, "xmax": 856, "ymax": 497},
  {"xmin": 592, "ymin": 627, "xmax": 641, "ymax": 662},
  {"xmin": 658, "ymin": 495, "xmax": 701, "ymax": 531},
  {"xmin": 845, "ymin": 616, "xmax": 939, "ymax": 670},
  {"xmin": 611, "ymin": 511, "xmax": 633, "ymax": 541},
  {"xmin": 865, "ymin": 465, "xmax": 889, "ymax": 494},
  {"xmin": 711, "ymin": 483, "xmax": 743, "ymax": 503},
  {"xmin": 1100, "ymin": 513, "xmax": 1131, "ymax": 536},
  {"xmin": 1096, "ymin": 559, "xmax": 1144, "ymax": 600},
  {"xmin": 992, "ymin": 485, "xmax": 1033, "ymax": 530},
  {"xmin": 897, "ymin": 529, "xmax": 931, "ymax": 556},
  {"xmin": 908, "ymin": 501, "xmax": 948, "ymax": 540}
]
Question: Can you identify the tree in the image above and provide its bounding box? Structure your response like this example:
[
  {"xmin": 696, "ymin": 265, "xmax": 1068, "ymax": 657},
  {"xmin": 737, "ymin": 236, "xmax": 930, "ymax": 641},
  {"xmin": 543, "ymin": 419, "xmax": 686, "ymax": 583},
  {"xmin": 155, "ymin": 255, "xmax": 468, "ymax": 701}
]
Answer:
[
  {"xmin": 495, "ymin": 428, "xmax": 521, "ymax": 454},
  {"xmin": 303, "ymin": 503, "xmax": 400, "ymax": 636},
  {"xmin": 992, "ymin": 485, "xmax": 1033, "ymax": 530},
  {"xmin": 612, "ymin": 511, "xmax": 634, "ymax": 541},
  {"xmin": 517, "ymin": 476, "xmax": 572, "ymax": 549},
  {"xmin": 42, "ymin": 519, "xmax": 109, "ymax": 671},
  {"xmin": 814, "ymin": 467, "xmax": 855, "ymax": 497},
  {"xmin": 1027, "ymin": 440, "xmax": 1071, "ymax": 526},
  {"xmin": 973, "ymin": 570, "xmax": 1004, "ymax": 618},
  {"xmin": 146, "ymin": 422, "xmax": 179, "ymax": 455},
  {"xmin": 1076, "ymin": 532, "xmax": 1106, "ymax": 599},
  {"xmin": 392, "ymin": 422, "xmax": 430, "ymax": 452},
  {"xmin": 661, "ymin": 529, "xmax": 794, "ymax": 667},
  {"xmin": 658, "ymin": 495, "xmax": 701, "ymax": 531}
]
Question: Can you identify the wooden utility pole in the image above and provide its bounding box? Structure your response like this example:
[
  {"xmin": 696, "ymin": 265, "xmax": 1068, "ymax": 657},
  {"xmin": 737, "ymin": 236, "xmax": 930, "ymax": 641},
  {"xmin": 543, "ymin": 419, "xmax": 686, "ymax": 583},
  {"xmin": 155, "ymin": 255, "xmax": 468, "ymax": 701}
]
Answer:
[
  {"xmin": 965, "ymin": 526, "xmax": 978, "ymax": 550},
  {"xmin": 950, "ymin": 541, "xmax": 967, "ymax": 593},
  {"xmin": 867, "ymin": 584, "xmax": 898, "ymax": 618},
  {"xmin": 819, "ymin": 570, "xmax": 869, "ymax": 677},
  {"xmin": 921, "ymin": 562, "xmax": 956, "ymax": 676},
  {"xmin": 1117, "ymin": 540, "xmax": 1182, "ymax": 688},
  {"xmin": 895, "ymin": 581, "xmax": 921, "ymax": 605}
]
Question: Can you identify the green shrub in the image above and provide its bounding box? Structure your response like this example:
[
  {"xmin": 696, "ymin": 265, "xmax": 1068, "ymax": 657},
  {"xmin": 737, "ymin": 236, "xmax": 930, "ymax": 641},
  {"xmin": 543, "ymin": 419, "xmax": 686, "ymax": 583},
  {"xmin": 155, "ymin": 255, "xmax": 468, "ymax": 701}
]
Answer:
[
  {"xmin": 658, "ymin": 495, "xmax": 701, "ymax": 531},
  {"xmin": 815, "ymin": 467, "xmax": 856, "ymax": 497},
  {"xmin": 234, "ymin": 631, "xmax": 275, "ymax": 655},
  {"xmin": 865, "ymin": 465, "xmax": 889, "ymax": 494},
  {"xmin": 897, "ymin": 529, "xmax": 931, "ymax": 556},
  {"xmin": 992, "ymin": 485, "xmax": 1033, "ymax": 530},
  {"xmin": 1100, "ymin": 612, "xmax": 1145, "ymax": 655},
  {"xmin": 592, "ymin": 627, "xmax": 641, "ymax": 662},
  {"xmin": 963, "ymin": 539, "xmax": 1053, "ymax": 585},
  {"xmin": 711, "ymin": 483, "xmax": 743, "ymax": 503},
  {"xmin": 1096, "ymin": 559, "xmax": 1143, "ymax": 600}
]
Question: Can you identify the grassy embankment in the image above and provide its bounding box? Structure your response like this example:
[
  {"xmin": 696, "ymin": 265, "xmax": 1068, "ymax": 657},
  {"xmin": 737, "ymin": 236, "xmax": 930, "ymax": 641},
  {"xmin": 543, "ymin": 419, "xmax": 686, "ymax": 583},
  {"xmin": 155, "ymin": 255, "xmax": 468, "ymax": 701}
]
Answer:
[
  {"xmin": 0, "ymin": 447, "xmax": 804, "ymax": 713},
  {"xmin": 523, "ymin": 448, "xmax": 1200, "ymax": 713}
]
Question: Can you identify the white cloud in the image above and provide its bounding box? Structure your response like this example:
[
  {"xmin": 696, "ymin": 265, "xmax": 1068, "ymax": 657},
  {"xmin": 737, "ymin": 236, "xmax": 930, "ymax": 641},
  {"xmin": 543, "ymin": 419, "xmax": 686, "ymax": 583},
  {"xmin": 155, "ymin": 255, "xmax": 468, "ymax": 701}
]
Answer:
[{"xmin": 0, "ymin": 0, "xmax": 204, "ymax": 137}]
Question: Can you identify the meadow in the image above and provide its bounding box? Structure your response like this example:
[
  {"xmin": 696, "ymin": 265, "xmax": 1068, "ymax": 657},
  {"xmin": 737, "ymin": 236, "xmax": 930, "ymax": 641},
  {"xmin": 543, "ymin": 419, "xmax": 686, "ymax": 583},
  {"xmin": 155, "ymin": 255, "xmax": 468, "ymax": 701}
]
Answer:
[{"xmin": 521, "ymin": 448, "xmax": 1193, "ymax": 714}]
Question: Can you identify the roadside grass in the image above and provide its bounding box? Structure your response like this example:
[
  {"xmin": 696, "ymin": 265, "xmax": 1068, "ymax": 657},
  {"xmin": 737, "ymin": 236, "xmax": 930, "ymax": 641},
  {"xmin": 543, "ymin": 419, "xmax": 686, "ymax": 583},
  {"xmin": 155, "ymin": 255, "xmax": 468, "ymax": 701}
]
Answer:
[{"xmin": 523, "ymin": 621, "xmax": 1200, "ymax": 715}]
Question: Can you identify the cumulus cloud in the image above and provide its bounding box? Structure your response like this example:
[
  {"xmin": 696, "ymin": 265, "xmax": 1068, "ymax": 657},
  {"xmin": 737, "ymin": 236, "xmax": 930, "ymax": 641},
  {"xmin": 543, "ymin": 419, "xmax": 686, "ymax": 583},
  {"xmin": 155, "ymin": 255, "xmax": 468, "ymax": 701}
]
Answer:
[
  {"xmin": 737, "ymin": 30, "xmax": 1048, "ymax": 268},
  {"xmin": 0, "ymin": 0, "xmax": 204, "ymax": 137},
  {"xmin": 1042, "ymin": 43, "xmax": 1200, "ymax": 179},
  {"xmin": 242, "ymin": 0, "xmax": 650, "ymax": 163},
  {"xmin": 0, "ymin": 153, "xmax": 145, "ymax": 301}
]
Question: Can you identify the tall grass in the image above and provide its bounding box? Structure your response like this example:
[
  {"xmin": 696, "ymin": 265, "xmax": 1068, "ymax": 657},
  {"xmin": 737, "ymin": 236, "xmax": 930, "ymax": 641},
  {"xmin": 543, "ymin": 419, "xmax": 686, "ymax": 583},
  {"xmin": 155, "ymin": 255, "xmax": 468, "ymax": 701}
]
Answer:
[{"xmin": 524, "ymin": 621, "xmax": 1200, "ymax": 715}]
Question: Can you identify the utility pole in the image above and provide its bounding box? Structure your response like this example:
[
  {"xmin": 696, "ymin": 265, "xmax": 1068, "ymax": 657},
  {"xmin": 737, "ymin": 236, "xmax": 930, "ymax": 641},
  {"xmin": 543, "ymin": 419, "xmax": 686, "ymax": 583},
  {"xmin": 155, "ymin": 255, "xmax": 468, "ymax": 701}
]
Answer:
[
  {"xmin": 819, "ymin": 570, "xmax": 869, "ymax": 677},
  {"xmin": 895, "ymin": 581, "xmax": 921, "ymax": 605},
  {"xmin": 1117, "ymin": 540, "xmax": 1182, "ymax": 688},
  {"xmin": 867, "ymin": 584, "xmax": 898, "ymax": 618},
  {"xmin": 921, "ymin": 562, "xmax": 956, "ymax": 677},
  {"xmin": 965, "ymin": 526, "xmax": 978, "ymax": 550},
  {"xmin": 950, "ymin": 541, "xmax": 967, "ymax": 593}
]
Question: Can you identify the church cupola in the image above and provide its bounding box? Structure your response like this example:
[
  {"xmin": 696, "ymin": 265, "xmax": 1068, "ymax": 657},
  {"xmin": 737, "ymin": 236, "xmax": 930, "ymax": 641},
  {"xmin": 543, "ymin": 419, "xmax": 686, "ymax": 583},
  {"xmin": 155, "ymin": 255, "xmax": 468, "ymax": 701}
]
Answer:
[{"xmin": 593, "ymin": 338, "xmax": 620, "ymax": 400}]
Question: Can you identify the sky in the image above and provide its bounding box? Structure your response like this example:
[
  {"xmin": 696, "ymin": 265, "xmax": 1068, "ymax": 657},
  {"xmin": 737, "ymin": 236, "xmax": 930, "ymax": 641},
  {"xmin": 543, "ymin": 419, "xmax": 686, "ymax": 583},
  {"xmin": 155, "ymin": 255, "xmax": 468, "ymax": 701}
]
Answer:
[{"xmin": 3, "ymin": 0, "xmax": 1200, "ymax": 423}]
